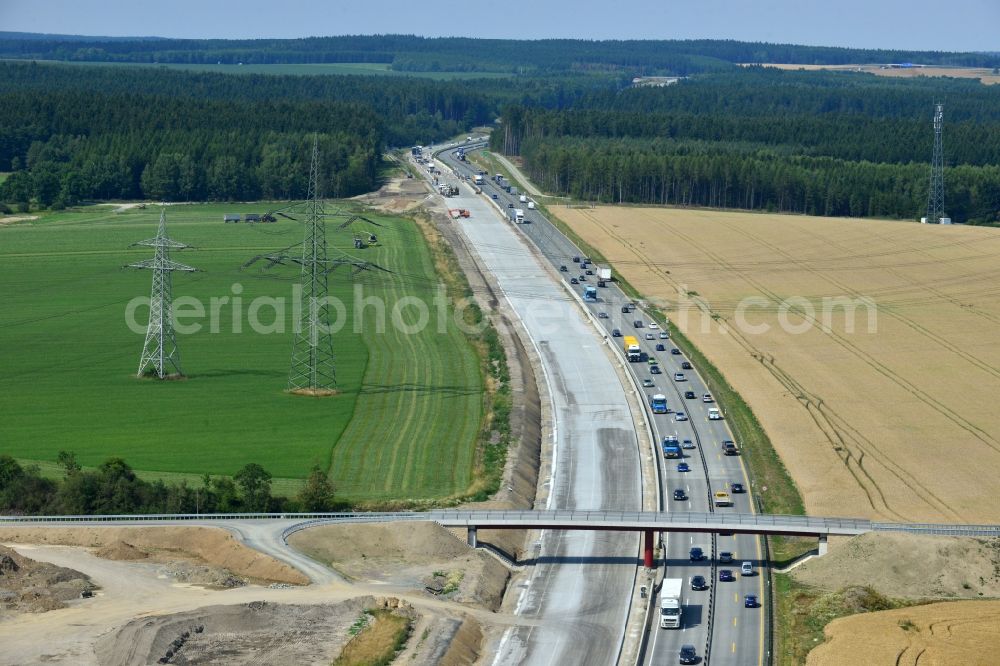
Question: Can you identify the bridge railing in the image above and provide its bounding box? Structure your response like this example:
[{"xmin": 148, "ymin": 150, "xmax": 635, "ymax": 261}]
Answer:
[{"xmin": 2, "ymin": 510, "xmax": 998, "ymax": 538}]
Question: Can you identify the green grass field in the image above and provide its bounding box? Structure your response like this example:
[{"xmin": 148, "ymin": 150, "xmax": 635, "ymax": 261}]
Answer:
[
  {"xmin": 5, "ymin": 59, "xmax": 510, "ymax": 80},
  {"xmin": 0, "ymin": 203, "xmax": 483, "ymax": 502}
]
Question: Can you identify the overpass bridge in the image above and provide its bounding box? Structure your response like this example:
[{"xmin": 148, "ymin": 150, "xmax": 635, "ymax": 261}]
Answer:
[{"xmin": 4, "ymin": 510, "xmax": 998, "ymax": 568}]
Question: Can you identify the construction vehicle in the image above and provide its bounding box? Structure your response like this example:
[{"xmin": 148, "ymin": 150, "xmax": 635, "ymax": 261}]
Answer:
[{"xmin": 448, "ymin": 209, "xmax": 471, "ymax": 219}]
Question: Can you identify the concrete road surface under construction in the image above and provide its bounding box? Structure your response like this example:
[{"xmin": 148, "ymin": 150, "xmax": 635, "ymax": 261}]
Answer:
[{"xmin": 430, "ymin": 149, "xmax": 643, "ymax": 665}]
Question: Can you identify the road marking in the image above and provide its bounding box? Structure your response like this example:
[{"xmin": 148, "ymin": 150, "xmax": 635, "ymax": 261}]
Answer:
[
  {"xmin": 732, "ymin": 642, "xmax": 737, "ymax": 653},
  {"xmin": 734, "ymin": 592, "xmax": 738, "ymax": 603},
  {"xmin": 733, "ymin": 617, "xmax": 738, "ymax": 627}
]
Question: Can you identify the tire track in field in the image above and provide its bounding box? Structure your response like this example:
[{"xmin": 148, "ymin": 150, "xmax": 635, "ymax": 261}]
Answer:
[
  {"xmin": 575, "ymin": 209, "xmax": 932, "ymax": 520},
  {"xmin": 660, "ymin": 219, "xmax": 964, "ymax": 521},
  {"xmin": 668, "ymin": 215, "xmax": 997, "ymax": 451},
  {"xmin": 713, "ymin": 221, "xmax": 979, "ymax": 520},
  {"xmin": 861, "ymin": 225, "xmax": 1000, "ymax": 327},
  {"xmin": 780, "ymin": 222, "xmax": 1000, "ymax": 380},
  {"xmin": 572, "ymin": 208, "xmax": 901, "ymax": 516},
  {"xmin": 572, "ymin": 208, "xmax": 895, "ymax": 516}
]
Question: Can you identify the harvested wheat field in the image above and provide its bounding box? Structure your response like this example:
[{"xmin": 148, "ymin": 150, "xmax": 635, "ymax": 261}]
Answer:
[
  {"xmin": 558, "ymin": 206, "xmax": 1000, "ymax": 522},
  {"xmin": 744, "ymin": 63, "xmax": 1000, "ymax": 85},
  {"xmin": 807, "ymin": 599, "xmax": 1000, "ymax": 666}
]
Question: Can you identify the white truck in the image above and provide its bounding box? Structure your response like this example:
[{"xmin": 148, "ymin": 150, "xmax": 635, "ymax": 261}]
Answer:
[
  {"xmin": 527, "ymin": 201, "xmax": 536, "ymax": 209},
  {"xmin": 514, "ymin": 208, "xmax": 525, "ymax": 223},
  {"xmin": 659, "ymin": 578, "xmax": 683, "ymax": 629},
  {"xmin": 473, "ymin": 174, "xmax": 483, "ymax": 185},
  {"xmin": 519, "ymin": 194, "xmax": 528, "ymax": 203},
  {"xmin": 597, "ymin": 266, "xmax": 612, "ymax": 281}
]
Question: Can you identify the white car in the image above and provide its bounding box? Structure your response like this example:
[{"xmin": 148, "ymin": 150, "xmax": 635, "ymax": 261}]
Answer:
[
  {"xmin": 648, "ymin": 322, "xmax": 659, "ymax": 329},
  {"xmin": 674, "ymin": 372, "xmax": 686, "ymax": 382},
  {"xmin": 659, "ymin": 332, "xmax": 669, "ymax": 339},
  {"xmin": 645, "ymin": 333, "xmax": 655, "ymax": 340},
  {"xmin": 702, "ymin": 394, "xmax": 714, "ymax": 403},
  {"xmin": 682, "ymin": 438, "xmax": 695, "ymax": 449},
  {"xmin": 675, "ymin": 411, "xmax": 688, "ymax": 422}
]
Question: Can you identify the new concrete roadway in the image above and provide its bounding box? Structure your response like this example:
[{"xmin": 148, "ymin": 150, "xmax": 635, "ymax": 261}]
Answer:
[
  {"xmin": 425, "ymin": 144, "xmax": 644, "ymax": 665},
  {"xmin": 438, "ymin": 144, "xmax": 764, "ymax": 665}
]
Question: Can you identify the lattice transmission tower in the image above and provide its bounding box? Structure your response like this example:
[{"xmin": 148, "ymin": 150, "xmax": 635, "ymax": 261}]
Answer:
[
  {"xmin": 243, "ymin": 136, "xmax": 388, "ymax": 395},
  {"xmin": 125, "ymin": 209, "xmax": 197, "ymax": 379},
  {"xmin": 926, "ymin": 102, "xmax": 946, "ymax": 224}
]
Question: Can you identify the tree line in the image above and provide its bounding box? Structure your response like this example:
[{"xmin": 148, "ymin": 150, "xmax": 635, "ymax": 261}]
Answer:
[
  {"xmin": 491, "ymin": 70, "xmax": 1000, "ymax": 223},
  {"xmin": 516, "ymin": 136, "xmax": 1000, "ymax": 222},
  {"xmin": 1, "ymin": 33, "xmax": 996, "ymax": 74},
  {"xmin": 0, "ymin": 454, "xmax": 339, "ymax": 515}
]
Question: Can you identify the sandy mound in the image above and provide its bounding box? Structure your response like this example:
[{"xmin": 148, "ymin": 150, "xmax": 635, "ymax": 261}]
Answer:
[
  {"xmin": 0, "ymin": 527, "xmax": 307, "ymax": 585},
  {"xmin": 808, "ymin": 599, "xmax": 1000, "ymax": 666},
  {"xmin": 792, "ymin": 532, "xmax": 1000, "ymax": 600},
  {"xmin": 95, "ymin": 597, "xmax": 403, "ymax": 666},
  {"xmin": 0, "ymin": 545, "xmax": 95, "ymax": 614},
  {"xmin": 288, "ymin": 522, "xmax": 509, "ymax": 610},
  {"xmin": 95, "ymin": 540, "xmax": 149, "ymax": 561}
]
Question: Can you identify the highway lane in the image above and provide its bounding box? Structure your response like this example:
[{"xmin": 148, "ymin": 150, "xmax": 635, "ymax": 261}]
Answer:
[
  {"xmin": 423, "ymin": 145, "xmax": 643, "ymax": 666},
  {"xmin": 439, "ymin": 145, "xmax": 765, "ymax": 665}
]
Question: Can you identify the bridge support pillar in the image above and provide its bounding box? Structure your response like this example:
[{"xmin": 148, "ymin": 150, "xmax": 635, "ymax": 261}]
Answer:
[
  {"xmin": 643, "ymin": 530, "xmax": 655, "ymax": 569},
  {"xmin": 818, "ymin": 534, "xmax": 828, "ymax": 557},
  {"xmin": 467, "ymin": 525, "xmax": 478, "ymax": 548}
]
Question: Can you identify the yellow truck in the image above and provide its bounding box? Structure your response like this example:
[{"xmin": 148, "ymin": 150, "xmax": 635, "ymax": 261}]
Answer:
[{"xmin": 623, "ymin": 335, "xmax": 641, "ymax": 362}]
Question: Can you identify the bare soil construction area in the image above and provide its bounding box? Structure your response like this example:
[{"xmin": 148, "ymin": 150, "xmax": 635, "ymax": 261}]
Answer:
[
  {"xmin": 557, "ymin": 206, "xmax": 1000, "ymax": 522},
  {"xmin": 0, "ymin": 523, "xmax": 507, "ymax": 664},
  {"xmin": 288, "ymin": 522, "xmax": 510, "ymax": 610}
]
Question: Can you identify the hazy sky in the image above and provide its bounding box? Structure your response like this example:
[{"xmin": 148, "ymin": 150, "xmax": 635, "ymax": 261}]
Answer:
[{"xmin": 1, "ymin": 0, "xmax": 998, "ymax": 52}]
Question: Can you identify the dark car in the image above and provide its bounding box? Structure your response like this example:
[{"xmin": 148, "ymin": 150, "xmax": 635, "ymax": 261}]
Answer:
[
  {"xmin": 670, "ymin": 348, "xmax": 681, "ymax": 355},
  {"xmin": 731, "ymin": 482, "xmax": 746, "ymax": 494},
  {"xmin": 570, "ymin": 277, "xmax": 579, "ymax": 285},
  {"xmin": 676, "ymin": 462, "xmax": 691, "ymax": 472},
  {"xmin": 691, "ymin": 575, "xmax": 708, "ymax": 591},
  {"xmin": 622, "ymin": 306, "xmax": 630, "ymax": 313},
  {"xmin": 598, "ymin": 312, "xmax": 609, "ymax": 319},
  {"xmin": 611, "ymin": 328, "xmax": 622, "ymax": 337},
  {"xmin": 684, "ymin": 390, "xmax": 696, "ymax": 399},
  {"xmin": 559, "ymin": 265, "xmax": 568, "ymax": 272},
  {"xmin": 719, "ymin": 551, "xmax": 733, "ymax": 564},
  {"xmin": 585, "ymin": 269, "xmax": 594, "ymax": 275},
  {"xmin": 507, "ymin": 203, "xmax": 514, "ymax": 208},
  {"xmin": 679, "ymin": 644, "xmax": 698, "ymax": 665},
  {"xmin": 656, "ymin": 343, "xmax": 666, "ymax": 351},
  {"xmin": 719, "ymin": 569, "xmax": 734, "ymax": 582},
  {"xmin": 650, "ymin": 365, "xmax": 662, "ymax": 375},
  {"xmin": 681, "ymin": 361, "xmax": 692, "ymax": 370},
  {"xmin": 689, "ymin": 547, "xmax": 705, "ymax": 561},
  {"xmin": 491, "ymin": 193, "xmax": 498, "ymax": 200},
  {"xmin": 633, "ymin": 320, "xmax": 643, "ymax": 328},
  {"xmin": 573, "ymin": 256, "xmax": 581, "ymax": 263},
  {"xmin": 745, "ymin": 594, "xmax": 759, "ymax": 608},
  {"xmin": 579, "ymin": 274, "xmax": 586, "ymax": 281},
  {"xmin": 673, "ymin": 488, "xmax": 687, "ymax": 501}
]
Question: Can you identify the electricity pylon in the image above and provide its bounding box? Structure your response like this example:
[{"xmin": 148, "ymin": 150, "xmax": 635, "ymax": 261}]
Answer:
[
  {"xmin": 926, "ymin": 103, "xmax": 945, "ymax": 224},
  {"xmin": 125, "ymin": 209, "xmax": 197, "ymax": 379},
  {"xmin": 243, "ymin": 136, "xmax": 389, "ymax": 395}
]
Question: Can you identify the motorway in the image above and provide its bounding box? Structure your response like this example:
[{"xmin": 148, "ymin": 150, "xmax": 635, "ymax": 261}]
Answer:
[
  {"xmin": 437, "ymin": 144, "xmax": 765, "ymax": 665},
  {"xmin": 422, "ymin": 145, "xmax": 644, "ymax": 665}
]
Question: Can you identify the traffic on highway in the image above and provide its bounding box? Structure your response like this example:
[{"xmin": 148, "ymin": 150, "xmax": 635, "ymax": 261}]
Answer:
[{"xmin": 436, "ymin": 142, "xmax": 767, "ymax": 666}]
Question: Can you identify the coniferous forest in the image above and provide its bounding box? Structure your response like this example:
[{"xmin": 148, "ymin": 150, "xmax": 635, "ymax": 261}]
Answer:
[{"xmin": 2, "ymin": 35, "xmax": 999, "ymax": 222}]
